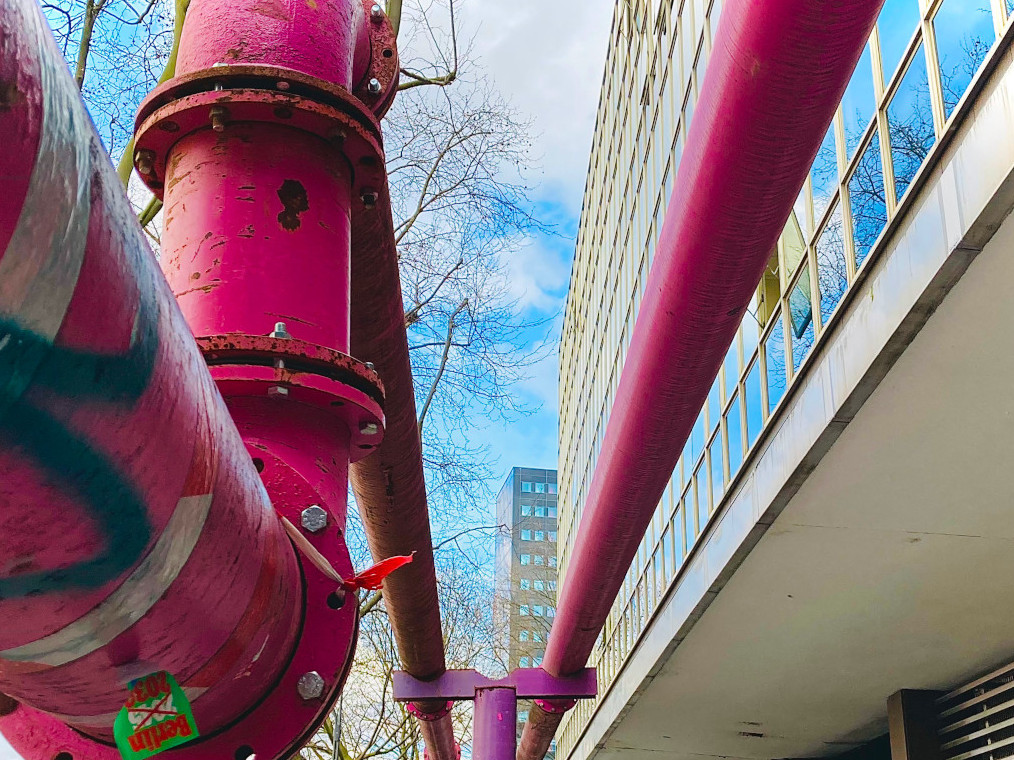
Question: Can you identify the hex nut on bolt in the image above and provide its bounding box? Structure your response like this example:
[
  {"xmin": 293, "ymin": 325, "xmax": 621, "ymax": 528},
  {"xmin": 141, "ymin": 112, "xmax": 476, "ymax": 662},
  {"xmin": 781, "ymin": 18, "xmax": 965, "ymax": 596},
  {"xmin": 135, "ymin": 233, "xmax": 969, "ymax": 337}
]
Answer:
[
  {"xmin": 368, "ymin": 78, "xmax": 382, "ymax": 94},
  {"xmin": 301, "ymin": 505, "xmax": 328, "ymax": 533},
  {"xmin": 371, "ymin": 3, "xmax": 383, "ymax": 18},
  {"xmin": 360, "ymin": 422, "xmax": 379, "ymax": 436},
  {"xmin": 297, "ymin": 671, "xmax": 326, "ymax": 701}
]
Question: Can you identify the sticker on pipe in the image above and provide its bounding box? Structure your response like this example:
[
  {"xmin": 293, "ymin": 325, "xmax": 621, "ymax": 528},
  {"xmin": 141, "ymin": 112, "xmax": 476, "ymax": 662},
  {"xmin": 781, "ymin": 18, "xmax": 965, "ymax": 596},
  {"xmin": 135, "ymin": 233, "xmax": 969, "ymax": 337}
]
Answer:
[{"xmin": 114, "ymin": 671, "xmax": 199, "ymax": 759}]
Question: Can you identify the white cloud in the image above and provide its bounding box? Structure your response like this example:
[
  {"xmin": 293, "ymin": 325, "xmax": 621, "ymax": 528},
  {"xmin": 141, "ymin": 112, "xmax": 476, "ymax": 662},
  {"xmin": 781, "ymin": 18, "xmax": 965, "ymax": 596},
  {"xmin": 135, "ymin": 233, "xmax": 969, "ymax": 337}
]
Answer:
[
  {"xmin": 505, "ymin": 232, "xmax": 573, "ymax": 314},
  {"xmin": 463, "ymin": 0, "xmax": 614, "ymax": 203}
]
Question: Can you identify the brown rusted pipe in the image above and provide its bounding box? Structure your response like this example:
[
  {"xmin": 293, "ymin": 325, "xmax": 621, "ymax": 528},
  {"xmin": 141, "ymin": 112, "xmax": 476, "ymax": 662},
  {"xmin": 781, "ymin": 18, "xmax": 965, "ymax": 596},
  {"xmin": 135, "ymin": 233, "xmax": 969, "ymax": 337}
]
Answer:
[{"xmin": 348, "ymin": 177, "xmax": 456, "ymax": 750}]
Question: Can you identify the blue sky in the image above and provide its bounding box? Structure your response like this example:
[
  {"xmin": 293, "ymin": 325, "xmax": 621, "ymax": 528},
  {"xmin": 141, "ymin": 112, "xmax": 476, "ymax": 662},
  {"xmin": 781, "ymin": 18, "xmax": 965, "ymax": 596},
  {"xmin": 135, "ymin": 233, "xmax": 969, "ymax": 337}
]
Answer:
[{"xmin": 456, "ymin": 0, "xmax": 613, "ymax": 484}]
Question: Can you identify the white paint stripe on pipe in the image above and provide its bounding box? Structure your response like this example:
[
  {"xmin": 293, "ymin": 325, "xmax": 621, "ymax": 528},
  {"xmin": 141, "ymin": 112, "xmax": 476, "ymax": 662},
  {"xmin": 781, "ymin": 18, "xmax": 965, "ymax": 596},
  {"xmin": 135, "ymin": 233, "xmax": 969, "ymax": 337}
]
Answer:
[
  {"xmin": 41, "ymin": 687, "xmax": 209, "ymax": 728},
  {"xmin": 0, "ymin": 493, "xmax": 214, "ymax": 667},
  {"xmin": 0, "ymin": 3, "xmax": 91, "ymax": 340}
]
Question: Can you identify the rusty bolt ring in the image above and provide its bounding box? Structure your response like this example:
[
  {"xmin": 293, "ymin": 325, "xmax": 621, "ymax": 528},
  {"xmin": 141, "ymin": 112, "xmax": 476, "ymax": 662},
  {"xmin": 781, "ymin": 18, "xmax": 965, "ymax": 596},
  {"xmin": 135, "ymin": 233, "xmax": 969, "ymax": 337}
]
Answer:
[
  {"xmin": 133, "ymin": 87, "xmax": 385, "ymax": 199},
  {"xmin": 195, "ymin": 334, "xmax": 386, "ymax": 408}
]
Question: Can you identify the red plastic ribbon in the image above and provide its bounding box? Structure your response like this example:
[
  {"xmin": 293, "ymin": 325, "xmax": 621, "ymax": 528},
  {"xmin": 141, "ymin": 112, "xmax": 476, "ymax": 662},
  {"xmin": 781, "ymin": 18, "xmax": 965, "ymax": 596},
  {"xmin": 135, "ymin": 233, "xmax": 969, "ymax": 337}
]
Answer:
[{"xmin": 341, "ymin": 552, "xmax": 415, "ymax": 591}]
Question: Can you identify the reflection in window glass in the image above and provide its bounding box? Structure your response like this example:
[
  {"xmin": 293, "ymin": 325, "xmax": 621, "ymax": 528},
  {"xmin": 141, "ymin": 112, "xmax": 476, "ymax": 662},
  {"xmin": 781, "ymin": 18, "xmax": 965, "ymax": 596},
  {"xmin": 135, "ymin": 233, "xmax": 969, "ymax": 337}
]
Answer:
[
  {"xmin": 878, "ymin": 0, "xmax": 921, "ymax": 84},
  {"xmin": 842, "ymin": 43, "xmax": 876, "ymax": 158},
  {"xmin": 695, "ymin": 462, "xmax": 709, "ymax": 532},
  {"xmin": 724, "ymin": 342, "xmax": 739, "ymax": 400},
  {"xmin": 794, "ymin": 186, "xmax": 812, "ymax": 243},
  {"xmin": 888, "ymin": 46, "xmax": 934, "ymax": 201},
  {"xmin": 690, "ymin": 408, "xmax": 705, "ymax": 463},
  {"xmin": 816, "ymin": 202, "xmax": 848, "ymax": 322},
  {"xmin": 811, "ymin": 126, "xmax": 838, "ymax": 222},
  {"xmin": 708, "ymin": 377, "xmax": 721, "ymax": 432},
  {"xmin": 709, "ymin": 437, "xmax": 724, "ymax": 509},
  {"xmin": 848, "ymin": 132, "xmax": 888, "ymax": 270},
  {"xmin": 726, "ymin": 394, "xmax": 743, "ymax": 478},
  {"xmin": 789, "ymin": 265, "xmax": 815, "ymax": 373},
  {"xmin": 683, "ymin": 498, "xmax": 695, "ymax": 554},
  {"xmin": 783, "ymin": 211, "xmax": 807, "ymax": 276},
  {"xmin": 745, "ymin": 361, "xmax": 763, "ymax": 445},
  {"xmin": 765, "ymin": 313, "xmax": 786, "ymax": 413},
  {"xmin": 934, "ymin": 0, "xmax": 994, "ymax": 119}
]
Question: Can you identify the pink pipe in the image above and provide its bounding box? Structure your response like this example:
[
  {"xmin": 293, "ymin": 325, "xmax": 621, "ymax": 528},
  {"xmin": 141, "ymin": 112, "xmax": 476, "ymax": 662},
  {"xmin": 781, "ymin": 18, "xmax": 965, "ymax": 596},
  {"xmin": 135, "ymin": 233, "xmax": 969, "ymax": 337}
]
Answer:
[
  {"xmin": 348, "ymin": 174, "xmax": 459, "ymax": 758},
  {"xmin": 519, "ymin": 0, "xmax": 885, "ymax": 757},
  {"xmin": 0, "ymin": 0, "xmax": 299, "ymax": 741}
]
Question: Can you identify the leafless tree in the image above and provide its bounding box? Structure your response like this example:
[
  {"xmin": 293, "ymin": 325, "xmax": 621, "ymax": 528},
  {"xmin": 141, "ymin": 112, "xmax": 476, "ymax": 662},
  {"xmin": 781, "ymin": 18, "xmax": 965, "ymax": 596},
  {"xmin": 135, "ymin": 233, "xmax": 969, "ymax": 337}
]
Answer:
[{"xmin": 42, "ymin": 0, "xmax": 552, "ymax": 757}]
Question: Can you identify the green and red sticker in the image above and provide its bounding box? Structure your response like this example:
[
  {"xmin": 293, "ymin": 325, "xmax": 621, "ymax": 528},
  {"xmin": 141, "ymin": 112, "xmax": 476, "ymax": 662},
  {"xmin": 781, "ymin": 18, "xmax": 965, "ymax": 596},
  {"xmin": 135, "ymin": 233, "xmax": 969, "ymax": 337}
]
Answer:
[{"xmin": 114, "ymin": 671, "xmax": 199, "ymax": 760}]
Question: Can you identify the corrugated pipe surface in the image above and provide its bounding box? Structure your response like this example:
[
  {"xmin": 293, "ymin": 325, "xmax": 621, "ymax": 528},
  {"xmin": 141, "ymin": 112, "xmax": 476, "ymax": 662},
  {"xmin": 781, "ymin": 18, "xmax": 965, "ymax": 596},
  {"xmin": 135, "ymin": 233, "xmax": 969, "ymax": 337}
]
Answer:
[
  {"xmin": 348, "ymin": 180, "xmax": 456, "ymax": 754},
  {"xmin": 519, "ymin": 0, "xmax": 886, "ymax": 758}
]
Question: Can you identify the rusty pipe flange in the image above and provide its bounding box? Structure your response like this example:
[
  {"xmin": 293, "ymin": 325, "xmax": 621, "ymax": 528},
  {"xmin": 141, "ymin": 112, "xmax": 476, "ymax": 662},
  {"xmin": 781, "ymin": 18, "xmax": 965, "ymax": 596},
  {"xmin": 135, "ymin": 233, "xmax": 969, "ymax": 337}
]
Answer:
[
  {"xmin": 197, "ymin": 334, "xmax": 386, "ymax": 460},
  {"xmin": 407, "ymin": 701, "xmax": 454, "ymax": 722},
  {"xmin": 133, "ymin": 67, "xmax": 388, "ymax": 202},
  {"xmin": 533, "ymin": 698, "xmax": 577, "ymax": 715},
  {"xmin": 355, "ymin": 0, "xmax": 399, "ymax": 116}
]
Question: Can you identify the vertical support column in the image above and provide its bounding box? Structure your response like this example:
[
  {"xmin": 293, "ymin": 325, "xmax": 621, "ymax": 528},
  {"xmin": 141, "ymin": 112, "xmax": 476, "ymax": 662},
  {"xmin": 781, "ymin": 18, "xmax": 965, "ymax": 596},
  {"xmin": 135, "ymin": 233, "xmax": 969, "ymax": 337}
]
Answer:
[
  {"xmin": 888, "ymin": 690, "xmax": 943, "ymax": 760},
  {"xmin": 473, "ymin": 688, "xmax": 517, "ymax": 760}
]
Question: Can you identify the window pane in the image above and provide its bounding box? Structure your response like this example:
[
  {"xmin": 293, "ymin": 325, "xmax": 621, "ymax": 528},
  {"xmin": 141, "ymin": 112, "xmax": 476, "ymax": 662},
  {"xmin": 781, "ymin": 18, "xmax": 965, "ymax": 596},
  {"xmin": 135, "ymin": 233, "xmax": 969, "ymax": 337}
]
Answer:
[
  {"xmin": 694, "ymin": 462, "xmax": 709, "ymax": 532},
  {"xmin": 811, "ymin": 126, "xmax": 838, "ymax": 221},
  {"xmin": 842, "ymin": 43, "xmax": 876, "ymax": 157},
  {"xmin": 817, "ymin": 202, "xmax": 848, "ymax": 322},
  {"xmin": 726, "ymin": 393, "xmax": 743, "ymax": 477},
  {"xmin": 888, "ymin": 46, "xmax": 934, "ymax": 201},
  {"xmin": 723, "ymin": 341, "xmax": 739, "ymax": 400},
  {"xmin": 934, "ymin": 0, "xmax": 995, "ymax": 120},
  {"xmin": 683, "ymin": 497, "xmax": 695, "ymax": 553},
  {"xmin": 765, "ymin": 313, "xmax": 786, "ymax": 413},
  {"xmin": 709, "ymin": 437, "xmax": 724, "ymax": 511},
  {"xmin": 690, "ymin": 408, "xmax": 706, "ymax": 464},
  {"xmin": 789, "ymin": 265, "xmax": 815, "ymax": 373},
  {"xmin": 745, "ymin": 361, "xmax": 763, "ymax": 445},
  {"xmin": 708, "ymin": 377, "xmax": 722, "ymax": 432},
  {"xmin": 878, "ymin": 0, "xmax": 921, "ymax": 84},
  {"xmin": 783, "ymin": 208, "xmax": 807, "ymax": 276},
  {"xmin": 848, "ymin": 132, "xmax": 888, "ymax": 270},
  {"xmin": 743, "ymin": 294, "xmax": 761, "ymax": 360}
]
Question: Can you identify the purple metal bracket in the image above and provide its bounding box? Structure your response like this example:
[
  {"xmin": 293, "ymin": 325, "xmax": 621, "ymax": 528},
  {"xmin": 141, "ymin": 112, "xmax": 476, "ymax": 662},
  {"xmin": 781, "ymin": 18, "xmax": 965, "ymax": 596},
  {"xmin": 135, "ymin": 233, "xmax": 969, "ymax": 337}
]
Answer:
[
  {"xmin": 393, "ymin": 669, "xmax": 596, "ymax": 760},
  {"xmin": 393, "ymin": 668, "xmax": 596, "ymax": 702}
]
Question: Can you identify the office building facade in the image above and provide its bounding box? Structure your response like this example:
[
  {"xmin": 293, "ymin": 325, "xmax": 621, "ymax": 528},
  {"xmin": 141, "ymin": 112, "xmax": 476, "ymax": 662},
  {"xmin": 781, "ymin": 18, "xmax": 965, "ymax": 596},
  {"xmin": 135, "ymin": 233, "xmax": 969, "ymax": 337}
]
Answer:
[{"xmin": 558, "ymin": 0, "xmax": 1014, "ymax": 759}]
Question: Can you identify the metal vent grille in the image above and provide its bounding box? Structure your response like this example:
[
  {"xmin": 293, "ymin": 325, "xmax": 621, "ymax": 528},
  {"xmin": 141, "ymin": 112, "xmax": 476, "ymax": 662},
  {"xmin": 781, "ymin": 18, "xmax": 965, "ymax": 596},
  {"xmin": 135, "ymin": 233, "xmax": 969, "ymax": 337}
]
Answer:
[{"xmin": 939, "ymin": 662, "xmax": 1014, "ymax": 760}]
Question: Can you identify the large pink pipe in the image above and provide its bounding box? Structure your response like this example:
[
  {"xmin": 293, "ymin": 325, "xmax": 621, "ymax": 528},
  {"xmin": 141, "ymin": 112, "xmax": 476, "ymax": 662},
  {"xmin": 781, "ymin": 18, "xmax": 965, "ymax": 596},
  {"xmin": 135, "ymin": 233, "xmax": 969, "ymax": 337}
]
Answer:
[
  {"xmin": 0, "ymin": 0, "xmax": 300, "ymax": 743},
  {"xmin": 519, "ymin": 0, "xmax": 885, "ymax": 757}
]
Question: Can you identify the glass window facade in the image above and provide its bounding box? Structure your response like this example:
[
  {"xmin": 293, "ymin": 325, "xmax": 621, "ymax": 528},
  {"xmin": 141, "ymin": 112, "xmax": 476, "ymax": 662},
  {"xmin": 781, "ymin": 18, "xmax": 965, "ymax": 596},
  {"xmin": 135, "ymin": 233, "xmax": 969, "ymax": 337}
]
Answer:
[{"xmin": 557, "ymin": 1, "xmax": 1007, "ymax": 756}]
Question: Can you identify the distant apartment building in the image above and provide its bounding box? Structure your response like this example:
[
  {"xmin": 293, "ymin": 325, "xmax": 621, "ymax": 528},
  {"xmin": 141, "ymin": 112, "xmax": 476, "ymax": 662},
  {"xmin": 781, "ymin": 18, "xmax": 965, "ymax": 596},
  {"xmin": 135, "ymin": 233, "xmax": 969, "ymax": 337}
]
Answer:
[{"xmin": 494, "ymin": 467, "xmax": 559, "ymax": 753}]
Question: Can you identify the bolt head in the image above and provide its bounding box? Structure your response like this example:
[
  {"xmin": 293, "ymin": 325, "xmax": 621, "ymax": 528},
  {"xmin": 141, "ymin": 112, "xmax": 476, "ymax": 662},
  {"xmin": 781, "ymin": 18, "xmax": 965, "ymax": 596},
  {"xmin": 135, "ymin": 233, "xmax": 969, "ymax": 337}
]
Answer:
[
  {"xmin": 301, "ymin": 505, "xmax": 328, "ymax": 533},
  {"xmin": 368, "ymin": 77, "xmax": 382, "ymax": 94},
  {"xmin": 268, "ymin": 386, "xmax": 289, "ymax": 397},
  {"xmin": 364, "ymin": 362, "xmax": 375, "ymax": 371},
  {"xmin": 360, "ymin": 421, "xmax": 379, "ymax": 436},
  {"xmin": 371, "ymin": 3, "xmax": 383, "ymax": 18},
  {"xmin": 297, "ymin": 671, "xmax": 326, "ymax": 701}
]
